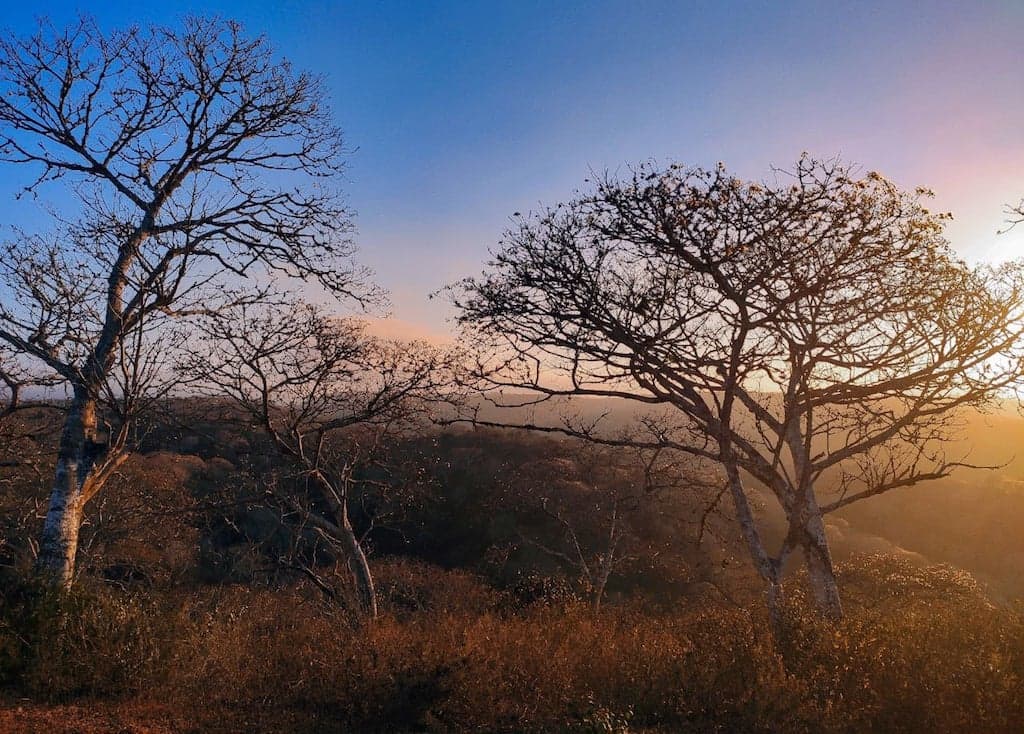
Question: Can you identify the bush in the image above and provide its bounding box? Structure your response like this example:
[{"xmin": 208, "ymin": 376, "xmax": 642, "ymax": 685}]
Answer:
[
  {"xmin": 161, "ymin": 591, "xmax": 814, "ymax": 732},
  {"xmin": 373, "ymin": 557, "xmax": 506, "ymax": 616},
  {"xmin": 0, "ymin": 576, "xmax": 174, "ymax": 700},
  {"xmin": 4, "ymin": 559, "xmax": 1024, "ymax": 732}
]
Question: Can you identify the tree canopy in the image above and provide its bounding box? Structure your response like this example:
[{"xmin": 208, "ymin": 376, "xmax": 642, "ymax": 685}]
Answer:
[
  {"xmin": 452, "ymin": 157, "xmax": 1024, "ymax": 619},
  {"xmin": 0, "ymin": 17, "xmax": 372, "ymax": 584}
]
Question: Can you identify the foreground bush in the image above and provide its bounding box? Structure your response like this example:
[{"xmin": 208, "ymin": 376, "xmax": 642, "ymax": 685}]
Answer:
[
  {"xmin": 0, "ymin": 577, "xmax": 172, "ymax": 700},
  {"xmin": 2, "ymin": 559, "xmax": 1023, "ymax": 732}
]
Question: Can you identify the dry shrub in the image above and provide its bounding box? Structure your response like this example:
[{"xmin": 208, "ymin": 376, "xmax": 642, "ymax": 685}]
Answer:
[
  {"xmin": 773, "ymin": 607, "xmax": 1024, "ymax": 728},
  {"xmin": 166, "ymin": 586, "xmax": 458, "ymax": 731},
  {"xmin": 163, "ymin": 591, "xmax": 815, "ymax": 732},
  {"xmin": 0, "ymin": 578, "xmax": 173, "ymax": 701},
  {"xmin": 428, "ymin": 603, "xmax": 815, "ymax": 732},
  {"xmin": 773, "ymin": 556, "xmax": 1024, "ymax": 733},
  {"xmin": 373, "ymin": 557, "xmax": 506, "ymax": 616},
  {"xmin": 163, "ymin": 560, "xmax": 1024, "ymax": 733},
  {"xmin": 5, "ymin": 558, "xmax": 1024, "ymax": 732}
]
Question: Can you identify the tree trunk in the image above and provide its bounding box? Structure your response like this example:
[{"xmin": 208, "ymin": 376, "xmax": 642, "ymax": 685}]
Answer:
[
  {"xmin": 799, "ymin": 507, "xmax": 843, "ymax": 620},
  {"xmin": 766, "ymin": 578, "xmax": 787, "ymax": 640},
  {"xmin": 591, "ymin": 563, "xmax": 611, "ymax": 613},
  {"xmin": 342, "ymin": 527, "xmax": 377, "ymax": 619},
  {"xmin": 722, "ymin": 462, "xmax": 789, "ymax": 636},
  {"xmin": 36, "ymin": 391, "xmax": 98, "ymax": 587},
  {"xmin": 336, "ymin": 507, "xmax": 378, "ymax": 619},
  {"xmin": 306, "ymin": 469, "xmax": 379, "ymax": 619}
]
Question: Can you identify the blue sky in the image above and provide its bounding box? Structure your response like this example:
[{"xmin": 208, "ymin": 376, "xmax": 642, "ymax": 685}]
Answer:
[{"xmin": 1, "ymin": 1, "xmax": 1022, "ymax": 338}]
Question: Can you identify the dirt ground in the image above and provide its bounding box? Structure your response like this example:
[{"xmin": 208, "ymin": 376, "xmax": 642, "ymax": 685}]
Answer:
[
  {"xmin": 0, "ymin": 701, "xmax": 355, "ymax": 733},
  {"xmin": 0, "ymin": 702, "xmax": 186, "ymax": 734}
]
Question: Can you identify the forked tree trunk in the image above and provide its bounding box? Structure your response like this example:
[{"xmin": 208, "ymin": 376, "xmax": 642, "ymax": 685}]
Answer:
[
  {"xmin": 36, "ymin": 391, "xmax": 98, "ymax": 587},
  {"xmin": 337, "ymin": 518, "xmax": 378, "ymax": 619},
  {"xmin": 337, "ymin": 528, "xmax": 378, "ymax": 618},
  {"xmin": 285, "ymin": 466, "xmax": 379, "ymax": 618},
  {"xmin": 329, "ymin": 493, "xmax": 378, "ymax": 619},
  {"xmin": 590, "ymin": 506, "xmax": 620, "ymax": 613},
  {"xmin": 800, "ymin": 509, "xmax": 843, "ymax": 620},
  {"xmin": 786, "ymin": 422, "xmax": 844, "ymax": 620}
]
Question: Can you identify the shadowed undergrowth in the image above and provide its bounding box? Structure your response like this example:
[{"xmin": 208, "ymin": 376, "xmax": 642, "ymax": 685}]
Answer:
[{"xmin": 2, "ymin": 557, "xmax": 1023, "ymax": 733}]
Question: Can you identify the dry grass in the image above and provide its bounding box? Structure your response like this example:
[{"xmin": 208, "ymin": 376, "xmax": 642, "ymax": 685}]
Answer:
[{"xmin": 2, "ymin": 557, "xmax": 1024, "ymax": 733}]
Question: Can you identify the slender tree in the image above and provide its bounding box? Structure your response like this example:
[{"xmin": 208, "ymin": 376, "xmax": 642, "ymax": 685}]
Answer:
[
  {"xmin": 186, "ymin": 302, "xmax": 451, "ymax": 617},
  {"xmin": 0, "ymin": 17, "xmax": 371, "ymax": 586},
  {"xmin": 512, "ymin": 444, "xmax": 720, "ymax": 611},
  {"xmin": 451, "ymin": 157, "xmax": 1024, "ymax": 622}
]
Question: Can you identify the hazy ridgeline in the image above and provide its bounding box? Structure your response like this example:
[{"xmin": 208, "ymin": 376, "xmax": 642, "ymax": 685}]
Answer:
[{"xmin": 1, "ymin": 14, "xmax": 1024, "ymax": 734}]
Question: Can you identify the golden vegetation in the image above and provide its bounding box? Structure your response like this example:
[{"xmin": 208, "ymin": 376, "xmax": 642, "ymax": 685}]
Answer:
[{"xmin": 2, "ymin": 556, "xmax": 1023, "ymax": 733}]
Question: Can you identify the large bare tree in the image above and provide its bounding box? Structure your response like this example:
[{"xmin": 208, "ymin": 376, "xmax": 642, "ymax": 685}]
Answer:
[
  {"xmin": 451, "ymin": 158, "xmax": 1024, "ymax": 623},
  {"xmin": 186, "ymin": 303, "xmax": 451, "ymax": 617},
  {"xmin": 0, "ymin": 18, "xmax": 370, "ymax": 585}
]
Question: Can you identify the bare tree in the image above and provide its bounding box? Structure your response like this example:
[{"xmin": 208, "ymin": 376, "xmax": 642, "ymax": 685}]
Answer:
[
  {"xmin": 1004, "ymin": 199, "xmax": 1024, "ymax": 231},
  {"xmin": 451, "ymin": 157, "xmax": 1024, "ymax": 623},
  {"xmin": 0, "ymin": 351, "xmax": 64, "ymax": 470},
  {"xmin": 0, "ymin": 18, "xmax": 372, "ymax": 585},
  {"xmin": 521, "ymin": 483, "xmax": 632, "ymax": 612},
  {"xmin": 507, "ymin": 443, "xmax": 724, "ymax": 612},
  {"xmin": 185, "ymin": 302, "xmax": 451, "ymax": 618}
]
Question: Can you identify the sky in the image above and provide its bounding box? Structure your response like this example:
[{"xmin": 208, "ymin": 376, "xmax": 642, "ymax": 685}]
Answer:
[{"xmin": 0, "ymin": 1, "xmax": 1022, "ymax": 340}]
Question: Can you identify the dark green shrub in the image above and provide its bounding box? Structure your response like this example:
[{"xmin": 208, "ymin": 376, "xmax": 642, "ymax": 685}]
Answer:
[{"xmin": 0, "ymin": 575, "xmax": 173, "ymax": 700}]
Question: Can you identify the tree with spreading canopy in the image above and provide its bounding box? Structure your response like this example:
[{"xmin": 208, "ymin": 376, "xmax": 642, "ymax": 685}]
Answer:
[
  {"xmin": 0, "ymin": 17, "xmax": 370, "ymax": 585},
  {"xmin": 451, "ymin": 157, "xmax": 1024, "ymax": 623}
]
